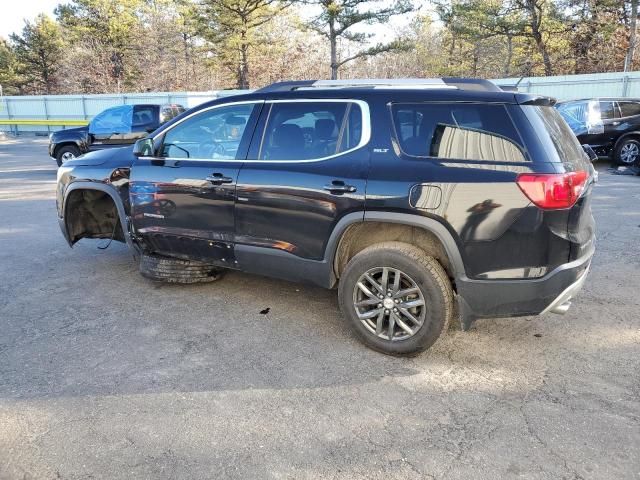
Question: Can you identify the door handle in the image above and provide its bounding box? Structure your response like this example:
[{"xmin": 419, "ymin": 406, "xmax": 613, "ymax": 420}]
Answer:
[
  {"xmin": 205, "ymin": 173, "xmax": 233, "ymax": 185},
  {"xmin": 323, "ymin": 180, "xmax": 357, "ymax": 194}
]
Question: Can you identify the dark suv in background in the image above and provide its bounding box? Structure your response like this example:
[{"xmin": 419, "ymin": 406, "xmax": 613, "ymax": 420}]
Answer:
[
  {"xmin": 55, "ymin": 78, "xmax": 595, "ymax": 356},
  {"xmin": 556, "ymin": 97, "xmax": 640, "ymax": 165},
  {"xmin": 49, "ymin": 103, "xmax": 185, "ymax": 166}
]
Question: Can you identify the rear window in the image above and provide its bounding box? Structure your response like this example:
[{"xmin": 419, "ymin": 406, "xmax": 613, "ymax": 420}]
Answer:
[
  {"xmin": 521, "ymin": 106, "xmax": 586, "ymax": 163},
  {"xmin": 390, "ymin": 103, "xmax": 526, "ymax": 162}
]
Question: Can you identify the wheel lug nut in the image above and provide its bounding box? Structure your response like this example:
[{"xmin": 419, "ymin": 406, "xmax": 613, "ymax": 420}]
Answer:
[
  {"xmin": 386, "ymin": 293, "xmax": 392, "ymax": 297},
  {"xmin": 385, "ymin": 309, "xmax": 389, "ymax": 314},
  {"xmin": 378, "ymin": 294, "xmax": 384, "ymax": 299},
  {"xmin": 394, "ymin": 299, "xmax": 399, "ymax": 303},
  {"xmin": 377, "ymin": 304, "xmax": 382, "ymax": 308}
]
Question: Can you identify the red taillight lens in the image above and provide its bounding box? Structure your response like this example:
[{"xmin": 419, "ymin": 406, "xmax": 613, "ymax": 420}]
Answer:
[{"xmin": 516, "ymin": 171, "xmax": 588, "ymax": 209}]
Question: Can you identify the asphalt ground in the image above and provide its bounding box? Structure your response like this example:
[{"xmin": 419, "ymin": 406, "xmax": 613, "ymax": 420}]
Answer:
[{"xmin": 0, "ymin": 137, "xmax": 639, "ymax": 479}]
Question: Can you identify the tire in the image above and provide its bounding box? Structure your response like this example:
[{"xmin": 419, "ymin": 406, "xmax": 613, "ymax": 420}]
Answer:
[
  {"xmin": 139, "ymin": 253, "xmax": 224, "ymax": 284},
  {"xmin": 338, "ymin": 242, "xmax": 453, "ymax": 356},
  {"xmin": 614, "ymin": 138, "xmax": 640, "ymax": 166},
  {"xmin": 55, "ymin": 145, "xmax": 81, "ymax": 167}
]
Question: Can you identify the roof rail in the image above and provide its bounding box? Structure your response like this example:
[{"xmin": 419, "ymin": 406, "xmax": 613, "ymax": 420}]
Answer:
[{"xmin": 256, "ymin": 78, "xmax": 503, "ymax": 93}]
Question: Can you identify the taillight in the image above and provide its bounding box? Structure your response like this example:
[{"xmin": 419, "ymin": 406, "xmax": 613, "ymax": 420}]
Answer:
[{"xmin": 516, "ymin": 171, "xmax": 589, "ymax": 209}]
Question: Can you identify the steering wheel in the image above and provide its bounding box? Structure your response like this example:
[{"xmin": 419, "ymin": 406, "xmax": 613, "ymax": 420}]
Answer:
[{"xmin": 201, "ymin": 142, "xmax": 226, "ymax": 158}]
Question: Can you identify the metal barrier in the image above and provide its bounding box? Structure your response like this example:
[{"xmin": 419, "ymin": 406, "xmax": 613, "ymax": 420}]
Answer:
[
  {"xmin": 3, "ymin": 72, "xmax": 640, "ymax": 134},
  {"xmin": 492, "ymin": 71, "xmax": 640, "ymax": 100},
  {"xmin": 0, "ymin": 90, "xmax": 249, "ymax": 134}
]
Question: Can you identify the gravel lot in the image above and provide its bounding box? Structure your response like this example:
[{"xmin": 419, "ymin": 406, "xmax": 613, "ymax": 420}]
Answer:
[{"xmin": 0, "ymin": 137, "xmax": 639, "ymax": 480}]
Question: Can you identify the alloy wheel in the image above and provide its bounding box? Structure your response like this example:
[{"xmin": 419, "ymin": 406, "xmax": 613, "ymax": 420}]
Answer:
[
  {"xmin": 60, "ymin": 151, "xmax": 76, "ymax": 163},
  {"xmin": 352, "ymin": 267, "xmax": 426, "ymax": 341},
  {"xmin": 620, "ymin": 142, "xmax": 640, "ymax": 164}
]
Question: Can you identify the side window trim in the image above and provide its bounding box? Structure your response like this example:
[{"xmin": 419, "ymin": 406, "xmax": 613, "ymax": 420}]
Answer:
[
  {"xmin": 143, "ymin": 98, "xmax": 371, "ymax": 163},
  {"xmin": 141, "ymin": 100, "xmax": 264, "ymax": 161},
  {"xmin": 249, "ymin": 98, "xmax": 371, "ymax": 163}
]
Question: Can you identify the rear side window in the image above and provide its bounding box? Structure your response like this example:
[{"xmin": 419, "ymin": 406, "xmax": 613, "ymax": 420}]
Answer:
[
  {"xmin": 259, "ymin": 102, "xmax": 362, "ymax": 160},
  {"xmin": 618, "ymin": 101, "xmax": 640, "ymax": 118},
  {"xmin": 390, "ymin": 103, "xmax": 526, "ymax": 162},
  {"xmin": 599, "ymin": 101, "xmax": 619, "ymax": 120},
  {"xmin": 521, "ymin": 105, "xmax": 586, "ymax": 163}
]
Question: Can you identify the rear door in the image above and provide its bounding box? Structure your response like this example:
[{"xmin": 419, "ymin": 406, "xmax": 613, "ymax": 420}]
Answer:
[
  {"xmin": 597, "ymin": 100, "xmax": 622, "ymax": 148},
  {"xmin": 130, "ymin": 101, "xmax": 262, "ymax": 261},
  {"xmin": 233, "ymin": 99, "xmax": 369, "ymax": 279}
]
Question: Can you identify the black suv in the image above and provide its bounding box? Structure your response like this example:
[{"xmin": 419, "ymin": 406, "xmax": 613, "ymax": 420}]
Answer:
[
  {"xmin": 55, "ymin": 78, "xmax": 595, "ymax": 355},
  {"xmin": 49, "ymin": 103, "xmax": 185, "ymax": 166},
  {"xmin": 556, "ymin": 97, "xmax": 640, "ymax": 165}
]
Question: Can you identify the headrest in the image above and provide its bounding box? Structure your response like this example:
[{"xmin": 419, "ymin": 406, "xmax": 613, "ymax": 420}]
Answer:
[{"xmin": 315, "ymin": 119, "xmax": 336, "ymax": 140}]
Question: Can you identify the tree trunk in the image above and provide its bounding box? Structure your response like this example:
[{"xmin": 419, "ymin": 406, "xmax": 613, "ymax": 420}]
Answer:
[
  {"xmin": 525, "ymin": 0, "xmax": 553, "ymax": 76},
  {"xmin": 504, "ymin": 35, "xmax": 513, "ymax": 77},
  {"xmin": 239, "ymin": 43, "xmax": 249, "ymax": 89},
  {"xmin": 625, "ymin": 0, "xmax": 638, "ymax": 72},
  {"xmin": 238, "ymin": 23, "xmax": 249, "ymax": 89},
  {"xmin": 329, "ymin": 18, "xmax": 338, "ymax": 80}
]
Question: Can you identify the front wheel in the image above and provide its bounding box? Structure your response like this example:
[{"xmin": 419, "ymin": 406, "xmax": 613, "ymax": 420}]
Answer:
[
  {"xmin": 338, "ymin": 242, "xmax": 453, "ymax": 356},
  {"xmin": 614, "ymin": 138, "xmax": 640, "ymax": 166},
  {"xmin": 55, "ymin": 145, "xmax": 81, "ymax": 167}
]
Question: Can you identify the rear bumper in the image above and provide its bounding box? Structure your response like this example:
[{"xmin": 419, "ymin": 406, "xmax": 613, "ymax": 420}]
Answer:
[{"xmin": 457, "ymin": 245, "xmax": 594, "ymax": 319}]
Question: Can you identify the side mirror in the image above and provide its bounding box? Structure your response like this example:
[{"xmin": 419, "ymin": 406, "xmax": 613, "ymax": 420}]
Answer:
[
  {"xmin": 133, "ymin": 137, "xmax": 154, "ymax": 157},
  {"xmin": 582, "ymin": 144, "xmax": 598, "ymax": 162}
]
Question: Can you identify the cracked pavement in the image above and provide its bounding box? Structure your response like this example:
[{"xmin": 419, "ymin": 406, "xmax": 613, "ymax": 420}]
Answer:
[{"xmin": 0, "ymin": 138, "xmax": 639, "ymax": 479}]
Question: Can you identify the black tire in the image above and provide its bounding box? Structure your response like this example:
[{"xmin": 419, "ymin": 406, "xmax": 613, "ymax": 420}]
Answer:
[
  {"xmin": 614, "ymin": 138, "xmax": 640, "ymax": 166},
  {"xmin": 338, "ymin": 242, "xmax": 453, "ymax": 356},
  {"xmin": 55, "ymin": 145, "xmax": 81, "ymax": 167},
  {"xmin": 139, "ymin": 253, "xmax": 224, "ymax": 284}
]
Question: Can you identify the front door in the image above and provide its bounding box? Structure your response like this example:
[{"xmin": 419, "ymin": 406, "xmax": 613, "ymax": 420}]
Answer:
[
  {"xmin": 233, "ymin": 99, "xmax": 370, "ymax": 281},
  {"xmin": 130, "ymin": 101, "xmax": 262, "ymax": 262}
]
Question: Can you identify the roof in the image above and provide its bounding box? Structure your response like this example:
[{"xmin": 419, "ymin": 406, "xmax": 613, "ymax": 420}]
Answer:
[{"xmin": 190, "ymin": 78, "xmax": 556, "ymax": 112}]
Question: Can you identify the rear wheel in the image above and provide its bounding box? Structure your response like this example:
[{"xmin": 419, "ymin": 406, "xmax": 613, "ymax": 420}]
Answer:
[
  {"xmin": 614, "ymin": 138, "xmax": 640, "ymax": 166},
  {"xmin": 338, "ymin": 242, "xmax": 453, "ymax": 356},
  {"xmin": 55, "ymin": 145, "xmax": 81, "ymax": 167},
  {"xmin": 139, "ymin": 253, "xmax": 224, "ymax": 284}
]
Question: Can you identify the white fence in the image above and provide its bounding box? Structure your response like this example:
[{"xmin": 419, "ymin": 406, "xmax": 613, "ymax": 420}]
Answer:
[
  {"xmin": 3, "ymin": 71, "xmax": 640, "ymax": 134},
  {"xmin": 0, "ymin": 90, "xmax": 249, "ymax": 134},
  {"xmin": 492, "ymin": 71, "xmax": 640, "ymax": 100}
]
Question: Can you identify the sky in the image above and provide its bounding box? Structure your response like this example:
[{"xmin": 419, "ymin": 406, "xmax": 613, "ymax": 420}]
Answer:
[{"xmin": 0, "ymin": 0, "xmax": 61, "ymax": 39}]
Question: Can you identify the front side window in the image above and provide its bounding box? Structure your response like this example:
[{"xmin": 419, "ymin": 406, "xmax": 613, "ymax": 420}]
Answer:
[
  {"xmin": 599, "ymin": 101, "xmax": 619, "ymax": 120},
  {"xmin": 132, "ymin": 106, "xmax": 155, "ymax": 127},
  {"xmin": 160, "ymin": 103, "xmax": 255, "ymax": 160},
  {"xmin": 259, "ymin": 102, "xmax": 362, "ymax": 160},
  {"xmin": 391, "ymin": 103, "xmax": 526, "ymax": 162}
]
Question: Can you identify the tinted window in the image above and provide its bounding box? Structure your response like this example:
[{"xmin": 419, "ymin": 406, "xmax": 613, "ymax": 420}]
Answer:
[
  {"xmin": 259, "ymin": 102, "xmax": 361, "ymax": 160},
  {"xmin": 89, "ymin": 105, "xmax": 133, "ymax": 134},
  {"xmin": 132, "ymin": 105, "xmax": 155, "ymax": 127},
  {"xmin": 391, "ymin": 103, "xmax": 526, "ymax": 162},
  {"xmin": 521, "ymin": 106, "xmax": 586, "ymax": 163},
  {"xmin": 618, "ymin": 101, "xmax": 640, "ymax": 118},
  {"xmin": 160, "ymin": 103, "xmax": 255, "ymax": 159},
  {"xmin": 599, "ymin": 101, "xmax": 619, "ymax": 120}
]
